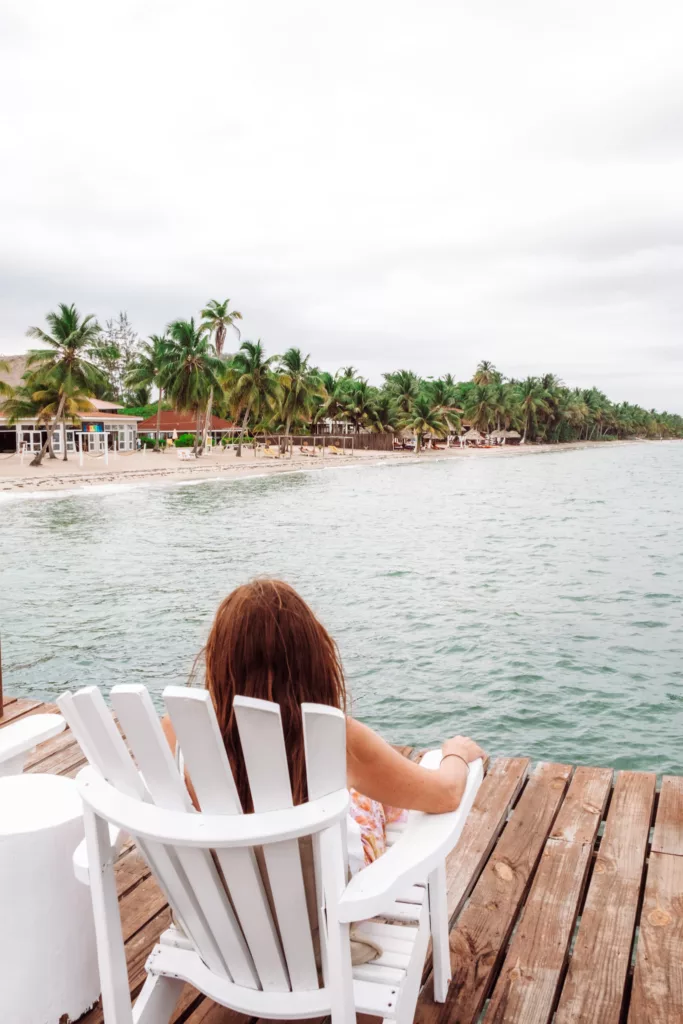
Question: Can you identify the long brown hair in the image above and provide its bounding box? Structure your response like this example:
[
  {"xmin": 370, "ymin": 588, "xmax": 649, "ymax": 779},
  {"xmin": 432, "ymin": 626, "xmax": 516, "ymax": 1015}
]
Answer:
[{"xmin": 201, "ymin": 579, "xmax": 347, "ymax": 810}]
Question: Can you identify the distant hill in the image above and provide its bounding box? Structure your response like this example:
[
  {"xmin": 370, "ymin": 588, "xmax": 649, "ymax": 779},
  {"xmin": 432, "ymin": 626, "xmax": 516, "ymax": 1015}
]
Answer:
[{"xmin": 0, "ymin": 355, "xmax": 27, "ymax": 389}]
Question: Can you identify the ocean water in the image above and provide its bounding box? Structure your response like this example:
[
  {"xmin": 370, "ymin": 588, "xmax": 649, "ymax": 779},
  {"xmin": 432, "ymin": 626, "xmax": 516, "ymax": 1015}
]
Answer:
[{"xmin": 2, "ymin": 443, "xmax": 682, "ymax": 775}]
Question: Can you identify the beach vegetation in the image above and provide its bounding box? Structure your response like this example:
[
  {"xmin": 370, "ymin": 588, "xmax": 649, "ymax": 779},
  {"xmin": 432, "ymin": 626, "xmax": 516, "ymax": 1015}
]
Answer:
[
  {"xmin": 125, "ymin": 335, "xmax": 171, "ymax": 451},
  {"xmin": 24, "ymin": 303, "xmax": 105, "ymax": 465},
  {"xmin": 6, "ymin": 299, "xmax": 683, "ymax": 461}
]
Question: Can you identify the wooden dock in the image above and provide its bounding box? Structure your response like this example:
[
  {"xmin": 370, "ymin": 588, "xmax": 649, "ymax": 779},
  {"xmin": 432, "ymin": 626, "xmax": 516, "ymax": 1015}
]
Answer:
[{"xmin": 3, "ymin": 693, "xmax": 682, "ymax": 1024}]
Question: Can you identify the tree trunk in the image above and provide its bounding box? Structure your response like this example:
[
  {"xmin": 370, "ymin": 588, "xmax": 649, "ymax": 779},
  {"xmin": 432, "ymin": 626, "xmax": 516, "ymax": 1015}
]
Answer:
[
  {"xmin": 31, "ymin": 395, "xmax": 65, "ymax": 467},
  {"xmin": 415, "ymin": 433, "xmax": 422, "ymax": 454},
  {"xmin": 154, "ymin": 390, "xmax": 163, "ymax": 451},
  {"xmin": 193, "ymin": 409, "xmax": 202, "ymax": 455},
  {"xmin": 61, "ymin": 407, "xmax": 68, "ymax": 461},
  {"xmin": 236, "ymin": 399, "xmax": 252, "ymax": 457},
  {"xmin": 200, "ymin": 388, "xmax": 213, "ymax": 454}
]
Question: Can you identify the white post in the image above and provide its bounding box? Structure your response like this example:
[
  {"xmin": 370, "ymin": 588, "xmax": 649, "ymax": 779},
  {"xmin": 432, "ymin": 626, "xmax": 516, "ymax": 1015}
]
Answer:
[
  {"xmin": 104, "ymin": 435, "xmax": 109, "ymax": 465},
  {"xmin": 79, "ymin": 435, "xmax": 84, "ymax": 467}
]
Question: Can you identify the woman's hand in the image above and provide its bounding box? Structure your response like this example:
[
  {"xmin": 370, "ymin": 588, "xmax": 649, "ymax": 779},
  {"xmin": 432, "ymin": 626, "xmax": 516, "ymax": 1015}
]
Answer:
[{"xmin": 442, "ymin": 735, "xmax": 487, "ymax": 765}]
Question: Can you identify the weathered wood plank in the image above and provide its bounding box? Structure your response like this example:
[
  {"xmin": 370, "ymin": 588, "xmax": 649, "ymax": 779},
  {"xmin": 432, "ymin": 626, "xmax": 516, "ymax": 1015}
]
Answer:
[
  {"xmin": 628, "ymin": 851, "xmax": 683, "ymax": 1024},
  {"xmin": 652, "ymin": 777, "xmax": 683, "ymax": 856},
  {"xmin": 1, "ymin": 694, "xmax": 18, "ymax": 708},
  {"xmin": 483, "ymin": 766, "xmax": 612, "ymax": 1024},
  {"xmin": 0, "ymin": 697, "xmax": 45, "ymax": 725},
  {"xmin": 446, "ymin": 757, "xmax": 530, "ymax": 920},
  {"xmin": 23, "ymin": 723, "xmax": 79, "ymax": 769},
  {"xmin": 415, "ymin": 761, "xmax": 573, "ymax": 1024},
  {"xmin": 118, "ymin": 873, "xmax": 167, "ymax": 943},
  {"xmin": 78, "ymin": 907, "xmax": 173, "ymax": 1024},
  {"xmin": 182, "ymin": 996, "xmax": 251, "ymax": 1023},
  {"xmin": 554, "ymin": 770, "xmax": 656, "ymax": 1024},
  {"xmin": 26, "ymin": 736, "xmax": 86, "ymax": 776},
  {"xmin": 114, "ymin": 843, "xmax": 150, "ymax": 900}
]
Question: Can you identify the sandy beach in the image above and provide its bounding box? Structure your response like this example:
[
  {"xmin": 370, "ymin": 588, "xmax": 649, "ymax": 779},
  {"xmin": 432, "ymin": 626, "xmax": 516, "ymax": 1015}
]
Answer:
[{"xmin": 0, "ymin": 438, "xmax": 654, "ymax": 496}]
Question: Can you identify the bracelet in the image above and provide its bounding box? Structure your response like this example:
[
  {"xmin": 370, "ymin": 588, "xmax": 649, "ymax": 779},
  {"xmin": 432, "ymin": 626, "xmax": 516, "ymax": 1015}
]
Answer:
[{"xmin": 441, "ymin": 752, "xmax": 470, "ymax": 773}]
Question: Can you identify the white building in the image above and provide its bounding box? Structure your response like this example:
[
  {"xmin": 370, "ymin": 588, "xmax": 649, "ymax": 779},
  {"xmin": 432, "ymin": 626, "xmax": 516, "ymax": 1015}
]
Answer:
[{"xmin": 0, "ymin": 398, "xmax": 140, "ymax": 455}]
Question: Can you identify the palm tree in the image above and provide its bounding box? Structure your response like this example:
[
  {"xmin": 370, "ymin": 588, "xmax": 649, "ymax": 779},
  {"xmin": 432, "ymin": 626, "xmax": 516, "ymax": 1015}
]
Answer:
[
  {"xmin": 473, "ymin": 360, "xmax": 499, "ymax": 386},
  {"xmin": 200, "ymin": 300, "xmax": 244, "ymax": 449},
  {"xmin": 161, "ymin": 319, "xmax": 223, "ymax": 455},
  {"xmin": 125, "ymin": 334, "xmax": 170, "ymax": 451},
  {"xmin": 373, "ymin": 393, "xmax": 400, "ymax": 433},
  {"xmin": 401, "ymin": 396, "xmax": 448, "ymax": 453},
  {"xmin": 31, "ymin": 380, "xmax": 94, "ymax": 459},
  {"xmin": 277, "ymin": 348, "xmax": 322, "ymax": 437},
  {"xmin": 424, "ymin": 378, "xmax": 463, "ymax": 440},
  {"xmin": 384, "ymin": 370, "xmax": 420, "ymax": 417},
  {"xmin": 225, "ymin": 340, "xmax": 280, "ymax": 456},
  {"xmin": 25, "ymin": 303, "xmax": 104, "ymax": 466},
  {"xmin": 516, "ymin": 377, "xmax": 550, "ymax": 443},
  {"xmin": 314, "ymin": 371, "xmax": 351, "ymax": 427},
  {"xmin": 200, "ymin": 299, "xmax": 243, "ymax": 358},
  {"xmin": 0, "ymin": 360, "xmax": 12, "ymax": 399},
  {"xmin": 463, "ymin": 384, "xmax": 499, "ymax": 434},
  {"xmin": 342, "ymin": 379, "xmax": 378, "ymax": 432}
]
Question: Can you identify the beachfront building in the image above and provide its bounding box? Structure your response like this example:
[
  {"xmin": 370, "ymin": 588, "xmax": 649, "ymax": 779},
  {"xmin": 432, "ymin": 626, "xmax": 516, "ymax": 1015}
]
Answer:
[
  {"xmin": 137, "ymin": 410, "xmax": 240, "ymax": 444},
  {"xmin": 0, "ymin": 398, "xmax": 141, "ymax": 454}
]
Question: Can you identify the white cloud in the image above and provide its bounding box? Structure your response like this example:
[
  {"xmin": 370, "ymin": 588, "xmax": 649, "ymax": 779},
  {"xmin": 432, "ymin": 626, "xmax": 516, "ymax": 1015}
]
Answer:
[{"xmin": 1, "ymin": 0, "xmax": 682, "ymax": 410}]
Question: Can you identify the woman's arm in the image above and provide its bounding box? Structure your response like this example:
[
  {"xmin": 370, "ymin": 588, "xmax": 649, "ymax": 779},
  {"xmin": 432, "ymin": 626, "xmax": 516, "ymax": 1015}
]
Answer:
[{"xmin": 346, "ymin": 717, "xmax": 485, "ymax": 814}]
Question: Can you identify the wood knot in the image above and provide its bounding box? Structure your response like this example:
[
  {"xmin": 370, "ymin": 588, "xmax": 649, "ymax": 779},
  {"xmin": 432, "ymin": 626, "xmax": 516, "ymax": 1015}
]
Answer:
[
  {"xmin": 648, "ymin": 909, "xmax": 672, "ymax": 927},
  {"xmin": 494, "ymin": 862, "xmax": 514, "ymax": 881},
  {"xmin": 593, "ymin": 861, "xmax": 606, "ymax": 874}
]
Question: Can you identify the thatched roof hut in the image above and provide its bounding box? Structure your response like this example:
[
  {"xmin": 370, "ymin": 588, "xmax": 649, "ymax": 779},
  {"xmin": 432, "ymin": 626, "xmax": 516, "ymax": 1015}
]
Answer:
[
  {"xmin": 504, "ymin": 429, "xmax": 521, "ymax": 439},
  {"xmin": 460, "ymin": 428, "xmax": 484, "ymax": 441}
]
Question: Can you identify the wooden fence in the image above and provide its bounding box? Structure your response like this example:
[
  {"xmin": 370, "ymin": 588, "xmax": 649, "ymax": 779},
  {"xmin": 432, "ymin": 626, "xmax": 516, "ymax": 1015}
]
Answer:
[{"xmin": 259, "ymin": 433, "xmax": 393, "ymax": 452}]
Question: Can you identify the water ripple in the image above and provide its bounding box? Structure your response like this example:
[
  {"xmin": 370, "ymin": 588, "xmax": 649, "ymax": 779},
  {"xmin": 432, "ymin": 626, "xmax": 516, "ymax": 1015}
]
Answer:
[{"xmin": 1, "ymin": 443, "xmax": 683, "ymax": 774}]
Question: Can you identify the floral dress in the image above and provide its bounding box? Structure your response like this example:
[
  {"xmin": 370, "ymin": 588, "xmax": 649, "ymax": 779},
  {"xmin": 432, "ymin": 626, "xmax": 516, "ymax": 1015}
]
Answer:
[{"xmin": 347, "ymin": 787, "xmax": 408, "ymax": 873}]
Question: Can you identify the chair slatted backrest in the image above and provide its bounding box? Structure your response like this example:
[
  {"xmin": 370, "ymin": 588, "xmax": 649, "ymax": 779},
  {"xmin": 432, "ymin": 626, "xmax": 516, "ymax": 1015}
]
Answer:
[
  {"xmin": 301, "ymin": 702, "xmax": 350, "ymax": 994},
  {"xmin": 61, "ymin": 684, "xmax": 350, "ymax": 1000},
  {"xmin": 233, "ymin": 695, "xmax": 319, "ymax": 991},
  {"xmin": 163, "ymin": 686, "xmax": 289, "ymax": 992},
  {"xmin": 111, "ymin": 686, "xmax": 258, "ymax": 987}
]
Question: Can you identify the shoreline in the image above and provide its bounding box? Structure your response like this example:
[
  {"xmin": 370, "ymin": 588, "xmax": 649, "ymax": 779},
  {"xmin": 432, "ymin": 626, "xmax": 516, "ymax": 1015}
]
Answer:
[{"xmin": 0, "ymin": 437, "xmax": 667, "ymax": 498}]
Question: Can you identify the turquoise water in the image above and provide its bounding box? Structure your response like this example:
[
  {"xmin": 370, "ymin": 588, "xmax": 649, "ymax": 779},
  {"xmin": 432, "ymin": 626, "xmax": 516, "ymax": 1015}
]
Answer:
[{"xmin": 2, "ymin": 443, "xmax": 682, "ymax": 774}]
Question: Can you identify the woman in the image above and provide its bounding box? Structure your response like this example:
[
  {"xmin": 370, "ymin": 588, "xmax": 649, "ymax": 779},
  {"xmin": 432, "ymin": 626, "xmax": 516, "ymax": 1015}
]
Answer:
[{"xmin": 163, "ymin": 578, "xmax": 486, "ymax": 864}]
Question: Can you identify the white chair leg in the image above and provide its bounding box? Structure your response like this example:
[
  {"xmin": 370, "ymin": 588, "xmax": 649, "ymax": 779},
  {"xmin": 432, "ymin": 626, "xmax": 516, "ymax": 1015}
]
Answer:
[
  {"xmin": 83, "ymin": 806, "xmax": 135, "ymax": 1024},
  {"xmin": 428, "ymin": 863, "xmax": 451, "ymax": 1003},
  {"xmin": 133, "ymin": 974, "xmax": 184, "ymax": 1024}
]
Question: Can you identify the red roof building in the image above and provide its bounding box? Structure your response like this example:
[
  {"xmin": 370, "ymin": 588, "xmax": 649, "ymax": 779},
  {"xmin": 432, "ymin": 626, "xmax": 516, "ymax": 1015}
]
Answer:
[{"xmin": 137, "ymin": 410, "xmax": 239, "ymax": 436}]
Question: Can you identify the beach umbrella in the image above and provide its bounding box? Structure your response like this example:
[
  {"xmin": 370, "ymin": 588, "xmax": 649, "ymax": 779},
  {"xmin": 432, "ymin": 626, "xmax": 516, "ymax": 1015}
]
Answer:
[{"xmin": 172, "ymin": 429, "xmax": 178, "ymax": 440}]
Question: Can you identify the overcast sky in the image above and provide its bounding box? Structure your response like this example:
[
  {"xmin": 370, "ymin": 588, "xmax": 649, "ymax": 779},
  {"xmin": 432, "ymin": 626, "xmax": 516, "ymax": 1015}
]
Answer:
[{"xmin": 2, "ymin": 1, "xmax": 682, "ymax": 410}]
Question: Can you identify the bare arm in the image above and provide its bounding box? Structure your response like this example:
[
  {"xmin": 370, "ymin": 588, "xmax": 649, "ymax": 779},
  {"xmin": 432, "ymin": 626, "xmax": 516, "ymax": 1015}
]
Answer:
[{"xmin": 346, "ymin": 717, "xmax": 486, "ymax": 814}]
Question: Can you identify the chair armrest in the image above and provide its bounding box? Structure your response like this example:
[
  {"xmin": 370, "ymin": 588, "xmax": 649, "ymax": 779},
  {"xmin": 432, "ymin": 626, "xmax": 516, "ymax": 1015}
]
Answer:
[
  {"xmin": 0, "ymin": 714, "xmax": 65, "ymax": 775},
  {"xmin": 73, "ymin": 824, "xmax": 128, "ymax": 885},
  {"xmin": 338, "ymin": 754, "xmax": 483, "ymax": 923}
]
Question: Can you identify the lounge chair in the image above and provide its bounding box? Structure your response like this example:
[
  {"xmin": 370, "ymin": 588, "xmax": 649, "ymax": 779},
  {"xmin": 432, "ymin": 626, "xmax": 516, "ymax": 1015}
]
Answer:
[
  {"xmin": 263, "ymin": 446, "xmax": 280, "ymax": 459},
  {"xmin": 177, "ymin": 450, "xmax": 196, "ymax": 461},
  {"xmin": 300, "ymin": 445, "xmax": 318, "ymax": 457},
  {"xmin": 327, "ymin": 445, "xmax": 343, "ymax": 455},
  {"xmin": 58, "ymin": 684, "xmax": 483, "ymax": 1024},
  {"xmin": 0, "ymin": 714, "xmax": 65, "ymax": 777}
]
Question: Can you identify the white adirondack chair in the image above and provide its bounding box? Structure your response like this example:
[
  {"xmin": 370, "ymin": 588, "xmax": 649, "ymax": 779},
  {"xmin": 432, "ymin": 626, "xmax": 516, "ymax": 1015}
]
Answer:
[
  {"xmin": 0, "ymin": 713, "xmax": 65, "ymax": 776},
  {"xmin": 57, "ymin": 684, "xmax": 483, "ymax": 1024}
]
